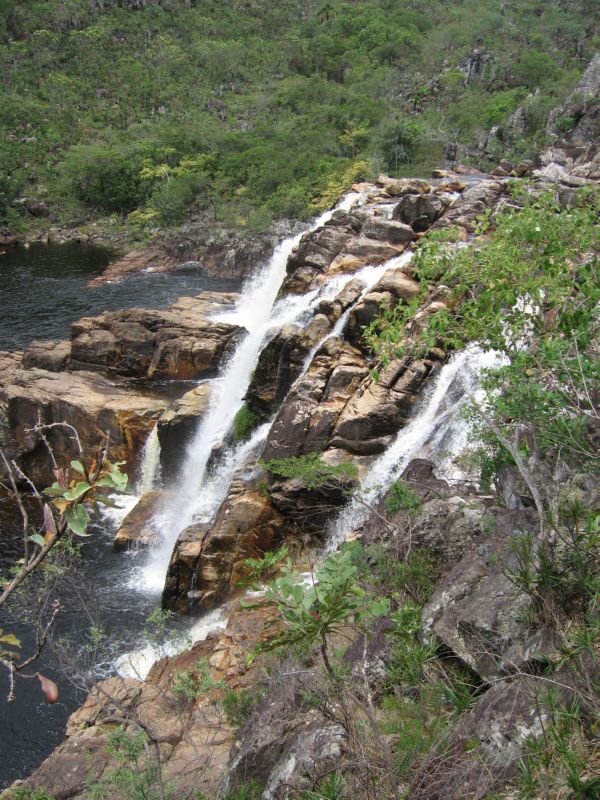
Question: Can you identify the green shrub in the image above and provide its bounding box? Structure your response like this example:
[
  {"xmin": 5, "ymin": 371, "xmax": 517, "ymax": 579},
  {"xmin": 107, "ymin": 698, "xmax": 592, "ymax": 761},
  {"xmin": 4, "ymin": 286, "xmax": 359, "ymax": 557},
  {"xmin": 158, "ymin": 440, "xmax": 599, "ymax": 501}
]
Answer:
[
  {"xmin": 61, "ymin": 145, "xmax": 146, "ymax": 213},
  {"xmin": 232, "ymin": 404, "xmax": 259, "ymax": 443},
  {"xmin": 385, "ymin": 480, "xmax": 423, "ymax": 516}
]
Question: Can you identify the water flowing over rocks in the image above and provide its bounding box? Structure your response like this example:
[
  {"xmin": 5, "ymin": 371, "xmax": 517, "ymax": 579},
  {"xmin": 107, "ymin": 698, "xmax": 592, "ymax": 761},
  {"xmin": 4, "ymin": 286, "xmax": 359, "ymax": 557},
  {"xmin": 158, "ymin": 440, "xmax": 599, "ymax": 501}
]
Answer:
[
  {"xmin": 163, "ymin": 461, "xmax": 287, "ymax": 614},
  {"xmin": 5, "ymin": 145, "xmax": 600, "ymax": 799},
  {"xmin": 0, "ymin": 291, "xmax": 244, "ymax": 484}
]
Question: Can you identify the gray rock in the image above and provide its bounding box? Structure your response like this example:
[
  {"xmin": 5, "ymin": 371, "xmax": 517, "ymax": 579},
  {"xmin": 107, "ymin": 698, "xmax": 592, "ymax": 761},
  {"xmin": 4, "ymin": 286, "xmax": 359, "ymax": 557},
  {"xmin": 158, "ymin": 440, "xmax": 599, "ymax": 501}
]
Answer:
[{"xmin": 392, "ymin": 193, "xmax": 445, "ymax": 232}]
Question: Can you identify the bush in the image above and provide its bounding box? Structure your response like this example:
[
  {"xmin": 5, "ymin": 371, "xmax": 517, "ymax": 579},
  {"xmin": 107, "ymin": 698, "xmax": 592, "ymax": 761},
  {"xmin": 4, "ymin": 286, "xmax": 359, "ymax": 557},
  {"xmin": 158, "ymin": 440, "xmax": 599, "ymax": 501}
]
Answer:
[
  {"xmin": 232, "ymin": 404, "xmax": 259, "ymax": 443},
  {"xmin": 150, "ymin": 171, "xmax": 210, "ymax": 226},
  {"xmin": 61, "ymin": 145, "xmax": 146, "ymax": 213}
]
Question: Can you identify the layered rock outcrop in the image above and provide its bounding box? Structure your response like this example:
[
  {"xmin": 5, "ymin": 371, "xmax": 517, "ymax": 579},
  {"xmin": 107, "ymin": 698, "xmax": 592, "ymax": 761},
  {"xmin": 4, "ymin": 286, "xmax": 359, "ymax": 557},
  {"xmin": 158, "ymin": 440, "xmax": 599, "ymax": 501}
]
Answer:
[{"xmin": 0, "ymin": 291, "xmax": 244, "ymax": 484}]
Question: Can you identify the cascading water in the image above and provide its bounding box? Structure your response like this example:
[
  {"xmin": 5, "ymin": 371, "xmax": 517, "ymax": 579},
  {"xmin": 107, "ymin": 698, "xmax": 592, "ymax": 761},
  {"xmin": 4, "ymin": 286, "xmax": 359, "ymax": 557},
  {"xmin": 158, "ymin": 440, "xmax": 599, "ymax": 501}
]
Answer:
[
  {"xmin": 329, "ymin": 346, "xmax": 505, "ymax": 549},
  {"xmin": 138, "ymin": 192, "xmax": 361, "ymax": 592},
  {"xmin": 136, "ymin": 424, "xmax": 161, "ymax": 495}
]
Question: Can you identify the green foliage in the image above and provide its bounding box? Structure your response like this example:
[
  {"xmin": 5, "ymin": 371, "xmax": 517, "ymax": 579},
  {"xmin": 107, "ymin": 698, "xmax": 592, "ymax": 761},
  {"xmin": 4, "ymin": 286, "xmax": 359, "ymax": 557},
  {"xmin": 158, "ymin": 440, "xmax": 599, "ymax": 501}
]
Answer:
[
  {"xmin": 172, "ymin": 657, "xmax": 226, "ymax": 702},
  {"xmin": 242, "ymin": 547, "xmax": 389, "ymax": 671},
  {"xmin": 221, "ymin": 780, "xmax": 262, "ymax": 800},
  {"xmin": 44, "ymin": 459, "xmax": 129, "ymax": 537},
  {"xmin": 262, "ymin": 453, "xmax": 358, "ymax": 490},
  {"xmin": 61, "ymin": 146, "xmax": 146, "ymax": 213},
  {"xmin": 384, "ymin": 480, "xmax": 423, "ymax": 516},
  {"xmin": 237, "ymin": 546, "xmax": 289, "ymax": 587},
  {"xmin": 0, "ymin": 0, "xmax": 596, "ymax": 234},
  {"xmin": 9, "ymin": 789, "xmax": 55, "ymax": 800},
  {"xmin": 86, "ymin": 726, "xmax": 175, "ymax": 800},
  {"xmin": 517, "ymin": 692, "xmax": 599, "ymax": 800},
  {"xmin": 232, "ymin": 404, "xmax": 259, "ymax": 444},
  {"xmin": 366, "ymin": 546, "xmax": 439, "ymax": 606},
  {"xmin": 222, "ymin": 687, "xmax": 259, "ymax": 727}
]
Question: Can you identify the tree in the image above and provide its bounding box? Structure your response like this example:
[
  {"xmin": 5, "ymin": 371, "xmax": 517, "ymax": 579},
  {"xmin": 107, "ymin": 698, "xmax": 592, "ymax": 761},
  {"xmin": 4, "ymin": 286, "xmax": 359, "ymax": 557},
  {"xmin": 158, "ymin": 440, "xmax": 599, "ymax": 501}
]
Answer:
[{"xmin": 0, "ymin": 423, "xmax": 129, "ymax": 701}]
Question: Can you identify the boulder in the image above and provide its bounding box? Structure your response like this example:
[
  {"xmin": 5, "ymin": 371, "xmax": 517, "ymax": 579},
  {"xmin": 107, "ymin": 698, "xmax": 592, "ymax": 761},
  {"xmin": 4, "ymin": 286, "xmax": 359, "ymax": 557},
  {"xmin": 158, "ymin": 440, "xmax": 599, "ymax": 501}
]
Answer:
[
  {"xmin": 376, "ymin": 175, "xmax": 431, "ymax": 196},
  {"xmin": 70, "ymin": 294, "xmax": 244, "ymax": 380},
  {"xmin": 330, "ymin": 357, "xmax": 436, "ymax": 454},
  {"xmin": 421, "ymin": 508, "xmax": 555, "ymax": 681},
  {"xmin": 0, "ymin": 362, "xmax": 168, "ymax": 486},
  {"xmin": 432, "ymin": 179, "xmax": 504, "ymax": 233},
  {"xmin": 246, "ymin": 278, "xmax": 366, "ymax": 422},
  {"xmin": 392, "ymin": 193, "xmax": 446, "ymax": 232},
  {"xmin": 22, "ymin": 339, "xmax": 71, "ymax": 372},
  {"xmin": 361, "ymin": 217, "xmax": 415, "ymax": 244},
  {"xmin": 114, "ymin": 491, "xmax": 170, "ymax": 551},
  {"xmin": 343, "ymin": 269, "xmax": 420, "ymax": 350},
  {"xmin": 409, "ymin": 665, "xmax": 595, "ymax": 799},
  {"xmin": 222, "ymin": 678, "xmax": 346, "ymax": 800},
  {"xmin": 163, "ymin": 465, "xmax": 287, "ymax": 614}
]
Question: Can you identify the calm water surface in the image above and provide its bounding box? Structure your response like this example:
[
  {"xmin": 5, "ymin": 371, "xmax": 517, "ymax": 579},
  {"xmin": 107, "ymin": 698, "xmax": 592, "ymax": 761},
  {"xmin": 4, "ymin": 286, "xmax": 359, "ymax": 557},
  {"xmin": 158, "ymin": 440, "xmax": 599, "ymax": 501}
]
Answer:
[{"xmin": 0, "ymin": 241, "xmax": 240, "ymax": 350}]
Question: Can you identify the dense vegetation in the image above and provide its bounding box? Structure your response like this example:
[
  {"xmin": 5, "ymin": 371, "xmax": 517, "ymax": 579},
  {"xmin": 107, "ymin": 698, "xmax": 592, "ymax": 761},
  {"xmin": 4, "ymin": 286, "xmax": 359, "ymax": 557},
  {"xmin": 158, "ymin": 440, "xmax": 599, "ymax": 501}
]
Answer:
[{"xmin": 1, "ymin": 0, "xmax": 598, "ymax": 238}]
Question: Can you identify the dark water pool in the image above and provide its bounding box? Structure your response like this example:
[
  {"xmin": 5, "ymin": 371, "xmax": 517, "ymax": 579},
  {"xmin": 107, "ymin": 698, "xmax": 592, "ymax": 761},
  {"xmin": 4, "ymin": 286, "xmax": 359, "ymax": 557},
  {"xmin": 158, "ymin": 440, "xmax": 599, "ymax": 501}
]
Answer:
[
  {"xmin": 0, "ymin": 498, "xmax": 165, "ymax": 788},
  {"xmin": 0, "ymin": 241, "xmax": 241, "ymax": 351}
]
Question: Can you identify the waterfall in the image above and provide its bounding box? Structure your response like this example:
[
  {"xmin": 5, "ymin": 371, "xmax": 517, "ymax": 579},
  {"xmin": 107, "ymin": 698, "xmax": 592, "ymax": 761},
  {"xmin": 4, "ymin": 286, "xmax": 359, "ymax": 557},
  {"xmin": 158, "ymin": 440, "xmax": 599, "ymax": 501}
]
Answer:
[
  {"xmin": 136, "ymin": 424, "xmax": 161, "ymax": 495},
  {"xmin": 328, "ymin": 346, "xmax": 504, "ymax": 549},
  {"xmin": 137, "ymin": 193, "xmax": 361, "ymax": 592}
]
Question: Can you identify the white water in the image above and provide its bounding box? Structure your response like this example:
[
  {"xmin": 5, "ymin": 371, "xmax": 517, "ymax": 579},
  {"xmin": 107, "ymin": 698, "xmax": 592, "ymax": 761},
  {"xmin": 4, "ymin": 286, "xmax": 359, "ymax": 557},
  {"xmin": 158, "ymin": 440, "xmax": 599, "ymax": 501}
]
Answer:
[
  {"xmin": 115, "ymin": 607, "xmax": 228, "ymax": 680},
  {"xmin": 136, "ymin": 424, "xmax": 161, "ymax": 495},
  {"xmin": 329, "ymin": 346, "xmax": 504, "ymax": 548},
  {"xmin": 138, "ymin": 193, "xmax": 361, "ymax": 592}
]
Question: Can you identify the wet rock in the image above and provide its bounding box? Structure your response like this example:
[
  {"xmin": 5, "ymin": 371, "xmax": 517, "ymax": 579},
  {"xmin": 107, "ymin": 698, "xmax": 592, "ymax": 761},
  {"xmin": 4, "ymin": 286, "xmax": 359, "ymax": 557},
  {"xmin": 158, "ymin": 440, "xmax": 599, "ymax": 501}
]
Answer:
[
  {"xmin": 376, "ymin": 175, "xmax": 431, "ymax": 196},
  {"xmin": 22, "ymin": 339, "xmax": 71, "ymax": 372},
  {"xmin": 330, "ymin": 357, "xmax": 435, "ymax": 454},
  {"xmin": 163, "ymin": 465, "xmax": 286, "ymax": 614},
  {"xmin": 245, "ymin": 324, "xmax": 311, "ymax": 421},
  {"xmin": 433, "ymin": 179, "xmax": 503, "ymax": 233},
  {"xmin": 114, "ymin": 491, "xmax": 170, "ymax": 551},
  {"xmin": 157, "ymin": 383, "xmax": 212, "ymax": 481},
  {"xmin": 361, "ymin": 216, "xmax": 415, "ymax": 244},
  {"xmin": 262, "ymin": 337, "xmax": 369, "ymax": 462},
  {"xmin": 0, "ymin": 361, "xmax": 168, "ymax": 486},
  {"xmin": 392, "ymin": 193, "xmax": 446, "ymax": 232},
  {"xmin": 70, "ymin": 293, "xmax": 244, "ymax": 380},
  {"xmin": 87, "ymin": 246, "xmax": 180, "ymax": 286}
]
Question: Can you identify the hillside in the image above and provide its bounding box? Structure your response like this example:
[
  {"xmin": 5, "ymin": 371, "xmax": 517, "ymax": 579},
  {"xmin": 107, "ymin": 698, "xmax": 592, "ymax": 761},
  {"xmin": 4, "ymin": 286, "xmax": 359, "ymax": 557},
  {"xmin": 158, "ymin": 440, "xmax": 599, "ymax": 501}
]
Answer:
[{"xmin": 1, "ymin": 0, "xmax": 599, "ymax": 245}]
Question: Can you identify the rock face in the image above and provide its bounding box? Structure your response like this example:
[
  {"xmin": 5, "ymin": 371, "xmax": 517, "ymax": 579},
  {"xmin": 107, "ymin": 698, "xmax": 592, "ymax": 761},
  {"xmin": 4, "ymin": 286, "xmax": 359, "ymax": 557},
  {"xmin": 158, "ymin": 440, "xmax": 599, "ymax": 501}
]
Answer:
[
  {"xmin": 157, "ymin": 383, "xmax": 212, "ymax": 481},
  {"xmin": 0, "ymin": 292, "xmax": 245, "ymax": 485},
  {"xmin": 392, "ymin": 192, "xmax": 446, "ymax": 232},
  {"xmin": 69, "ymin": 292, "xmax": 244, "ymax": 380},
  {"xmin": 421, "ymin": 507, "xmax": 554, "ymax": 681},
  {"xmin": 280, "ymin": 206, "xmax": 412, "ymax": 296},
  {"xmin": 163, "ymin": 462, "xmax": 287, "ymax": 613},
  {"xmin": 0, "ymin": 354, "xmax": 168, "ymax": 485},
  {"xmin": 114, "ymin": 491, "xmax": 170, "ymax": 551},
  {"xmin": 433, "ymin": 179, "xmax": 503, "ymax": 233}
]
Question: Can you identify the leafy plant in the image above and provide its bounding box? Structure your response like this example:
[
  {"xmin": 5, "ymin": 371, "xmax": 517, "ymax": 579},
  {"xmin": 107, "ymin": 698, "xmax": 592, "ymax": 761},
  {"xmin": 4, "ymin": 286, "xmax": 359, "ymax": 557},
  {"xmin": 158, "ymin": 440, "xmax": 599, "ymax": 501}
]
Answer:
[
  {"xmin": 262, "ymin": 453, "xmax": 358, "ymax": 491},
  {"xmin": 232, "ymin": 404, "xmax": 259, "ymax": 444},
  {"xmin": 242, "ymin": 547, "xmax": 388, "ymax": 678}
]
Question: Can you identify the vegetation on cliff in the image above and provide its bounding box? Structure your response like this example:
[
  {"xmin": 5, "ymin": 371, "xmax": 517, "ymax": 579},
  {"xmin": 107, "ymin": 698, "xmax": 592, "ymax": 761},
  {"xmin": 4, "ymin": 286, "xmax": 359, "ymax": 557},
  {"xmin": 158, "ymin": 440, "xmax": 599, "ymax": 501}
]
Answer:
[{"xmin": 1, "ymin": 0, "xmax": 599, "ymax": 239}]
